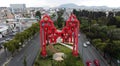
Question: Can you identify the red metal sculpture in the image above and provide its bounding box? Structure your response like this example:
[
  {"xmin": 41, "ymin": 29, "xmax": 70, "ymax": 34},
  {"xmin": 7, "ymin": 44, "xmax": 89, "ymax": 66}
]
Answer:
[{"xmin": 40, "ymin": 14, "xmax": 80, "ymax": 57}]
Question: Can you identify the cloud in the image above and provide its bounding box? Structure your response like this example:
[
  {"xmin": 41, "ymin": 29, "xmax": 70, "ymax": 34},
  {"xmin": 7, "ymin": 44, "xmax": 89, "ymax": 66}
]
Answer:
[
  {"xmin": 79, "ymin": 0, "xmax": 120, "ymax": 7},
  {"xmin": 0, "ymin": 0, "xmax": 120, "ymax": 7}
]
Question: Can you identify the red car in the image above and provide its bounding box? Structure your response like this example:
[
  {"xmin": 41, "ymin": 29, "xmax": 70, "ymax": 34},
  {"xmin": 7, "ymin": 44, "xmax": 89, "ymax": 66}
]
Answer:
[
  {"xmin": 94, "ymin": 59, "xmax": 100, "ymax": 66},
  {"xmin": 86, "ymin": 60, "xmax": 92, "ymax": 66}
]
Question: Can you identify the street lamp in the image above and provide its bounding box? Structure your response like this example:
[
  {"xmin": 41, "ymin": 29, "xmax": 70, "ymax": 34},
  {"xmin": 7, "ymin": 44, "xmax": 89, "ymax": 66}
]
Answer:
[{"xmin": 117, "ymin": 60, "xmax": 120, "ymax": 66}]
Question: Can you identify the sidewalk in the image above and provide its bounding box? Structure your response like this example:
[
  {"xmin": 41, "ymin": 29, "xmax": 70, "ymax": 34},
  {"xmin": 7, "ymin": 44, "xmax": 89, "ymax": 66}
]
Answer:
[
  {"xmin": 0, "ymin": 49, "xmax": 11, "ymax": 66},
  {"xmin": 2, "ymin": 57, "xmax": 12, "ymax": 66},
  {"xmin": 0, "ymin": 33, "xmax": 39, "ymax": 66},
  {"xmin": 0, "ymin": 49, "xmax": 4, "ymax": 54}
]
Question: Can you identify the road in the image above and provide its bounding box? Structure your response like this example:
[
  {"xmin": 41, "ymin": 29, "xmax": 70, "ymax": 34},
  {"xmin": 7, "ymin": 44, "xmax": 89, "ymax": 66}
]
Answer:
[
  {"xmin": 7, "ymin": 33, "xmax": 40, "ymax": 66},
  {"xmin": 0, "ymin": 32, "xmax": 109, "ymax": 66},
  {"xmin": 0, "ymin": 31, "xmax": 20, "ymax": 66},
  {"xmin": 78, "ymin": 32, "xmax": 109, "ymax": 66}
]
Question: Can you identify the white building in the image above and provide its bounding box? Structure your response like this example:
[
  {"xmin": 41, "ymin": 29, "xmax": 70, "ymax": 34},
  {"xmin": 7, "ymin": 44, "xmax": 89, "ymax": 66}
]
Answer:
[
  {"xmin": 10, "ymin": 4, "xmax": 26, "ymax": 14},
  {"xmin": 0, "ymin": 25, "xmax": 8, "ymax": 38},
  {"xmin": 17, "ymin": 18, "xmax": 37, "ymax": 31}
]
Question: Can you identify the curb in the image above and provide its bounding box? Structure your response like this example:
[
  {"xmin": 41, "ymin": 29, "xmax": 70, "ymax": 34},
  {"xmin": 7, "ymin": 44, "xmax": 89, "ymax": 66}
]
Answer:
[
  {"xmin": 2, "ymin": 57, "xmax": 12, "ymax": 66},
  {"xmin": 91, "ymin": 45, "xmax": 110, "ymax": 66},
  {"xmin": 59, "ymin": 43, "xmax": 73, "ymax": 49}
]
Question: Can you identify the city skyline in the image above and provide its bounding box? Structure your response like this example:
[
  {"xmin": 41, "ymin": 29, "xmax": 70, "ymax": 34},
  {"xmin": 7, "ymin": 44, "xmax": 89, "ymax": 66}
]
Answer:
[{"xmin": 0, "ymin": 0, "xmax": 120, "ymax": 8}]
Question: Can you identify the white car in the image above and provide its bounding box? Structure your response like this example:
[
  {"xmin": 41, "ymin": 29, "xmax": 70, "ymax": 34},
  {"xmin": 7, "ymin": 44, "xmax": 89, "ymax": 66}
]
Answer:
[
  {"xmin": 83, "ymin": 43, "xmax": 87, "ymax": 47},
  {"xmin": 86, "ymin": 41, "xmax": 90, "ymax": 45}
]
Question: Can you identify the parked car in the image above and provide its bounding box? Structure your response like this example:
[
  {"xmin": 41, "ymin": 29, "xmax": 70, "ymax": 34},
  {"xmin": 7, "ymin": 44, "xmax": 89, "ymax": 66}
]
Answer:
[
  {"xmin": 94, "ymin": 59, "xmax": 100, "ymax": 66},
  {"xmin": 83, "ymin": 43, "xmax": 87, "ymax": 48},
  {"xmin": 86, "ymin": 60, "xmax": 92, "ymax": 66}
]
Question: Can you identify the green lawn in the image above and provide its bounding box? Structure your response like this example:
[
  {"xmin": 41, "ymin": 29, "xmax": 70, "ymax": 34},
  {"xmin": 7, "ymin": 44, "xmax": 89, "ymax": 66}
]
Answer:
[{"xmin": 34, "ymin": 43, "xmax": 84, "ymax": 66}]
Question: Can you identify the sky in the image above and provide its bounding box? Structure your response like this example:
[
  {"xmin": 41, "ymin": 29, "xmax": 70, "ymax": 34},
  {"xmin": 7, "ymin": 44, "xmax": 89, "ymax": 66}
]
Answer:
[{"xmin": 0, "ymin": 0, "xmax": 120, "ymax": 7}]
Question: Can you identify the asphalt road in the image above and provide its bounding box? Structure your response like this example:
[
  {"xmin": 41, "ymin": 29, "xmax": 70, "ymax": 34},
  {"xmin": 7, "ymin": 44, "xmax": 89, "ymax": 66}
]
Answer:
[
  {"xmin": 78, "ymin": 32, "xmax": 109, "ymax": 66},
  {"xmin": 1, "ymin": 32, "xmax": 109, "ymax": 66},
  {"xmin": 0, "ymin": 49, "xmax": 11, "ymax": 66},
  {"xmin": 7, "ymin": 33, "xmax": 40, "ymax": 66},
  {"xmin": 0, "ymin": 31, "xmax": 20, "ymax": 66}
]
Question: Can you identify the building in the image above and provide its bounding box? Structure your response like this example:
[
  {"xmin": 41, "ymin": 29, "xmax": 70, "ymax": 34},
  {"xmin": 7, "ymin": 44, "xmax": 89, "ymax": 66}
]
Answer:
[
  {"xmin": 10, "ymin": 4, "xmax": 26, "ymax": 14},
  {"xmin": 16, "ymin": 18, "xmax": 37, "ymax": 31},
  {"xmin": 0, "ymin": 25, "xmax": 8, "ymax": 38}
]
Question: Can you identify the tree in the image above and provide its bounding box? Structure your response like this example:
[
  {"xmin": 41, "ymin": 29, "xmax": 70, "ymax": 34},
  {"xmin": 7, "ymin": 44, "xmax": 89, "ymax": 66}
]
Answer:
[
  {"xmin": 112, "ymin": 40, "xmax": 120, "ymax": 59},
  {"xmin": 97, "ymin": 17, "xmax": 108, "ymax": 25},
  {"xmin": 23, "ymin": 56, "xmax": 27, "ymax": 66},
  {"xmin": 115, "ymin": 16, "xmax": 120, "ymax": 27},
  {"xmin": 116, "ymin": 11, "xmax": 120, "ymax": 16},
  {"xmin": 92, "ymin": 39, "xmax": 107, "ymax": 57},
  {"xmin": 109, "ymin": 28, "xmax": 120, "ymax": 40},
  {"xmin": 56, "ymin": 10, "xmax": 65, "ymax": 29},
  {"xmin": 104, "ymin": 43, "xmax": 112, "ymax": 63},
  {"xmin": 96, "ymin": 42, "xmax": 107, "ymax": 52},
  {"xmin": 92, "ymin": 39, "xmax": 102, "ymax": 47},
  {"xmin": 73, "ymin": 9, "xmax": 78, "ymax": 17},
  {"xmin": 3, "ymin": 22, "xmax": 39, "ymax": 57},
  {"xmin": 12, "ymin": 40, "xmax": 20, "ymax": 51},
  {"xmin": 107, "ymin": 16, "xmax": 116, "ymax": 26},
  {"xmin": 14, "ymin": 33, "xmax": 24, "ymax": 45},
  {"xmin": 51, "ymin": 13, "xmax": 56, "ymax": 19},
  {"xmin": 3, "ymin": 42, "xmax": 9, "ymax": 56},
  {"xmin": 7, "ymin": 41, "xmax": 16, "ymax": 56},
  {"xmin": 57, "ymin": 16, "xmax": 64, "ymax": 28},
  {"xmin": 108, "ymin": 12, "xmax": 114, "ymax": 17},
  {"xmin": 35, "ymin": 11, "xmax": 41, "ymax": 20}
]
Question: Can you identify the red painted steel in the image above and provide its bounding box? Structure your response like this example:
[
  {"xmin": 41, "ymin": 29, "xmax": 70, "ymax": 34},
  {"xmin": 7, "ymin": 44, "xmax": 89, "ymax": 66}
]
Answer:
[{"xmin": 40, "ymin": 14, "xmax": 80, "ymax": 57}]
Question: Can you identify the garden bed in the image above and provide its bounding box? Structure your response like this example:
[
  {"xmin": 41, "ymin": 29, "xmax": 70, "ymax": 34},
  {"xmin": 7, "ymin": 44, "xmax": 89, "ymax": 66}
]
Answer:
[{"xmin": 34, "ymin": 43, "xmax": 84, "ymax": 66}]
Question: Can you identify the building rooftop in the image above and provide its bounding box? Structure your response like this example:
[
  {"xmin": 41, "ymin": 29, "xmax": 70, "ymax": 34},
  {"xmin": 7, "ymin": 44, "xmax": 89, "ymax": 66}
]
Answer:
[{"xmin": 0, "ymin": 25, "xmax": 8, "ymax": 32}]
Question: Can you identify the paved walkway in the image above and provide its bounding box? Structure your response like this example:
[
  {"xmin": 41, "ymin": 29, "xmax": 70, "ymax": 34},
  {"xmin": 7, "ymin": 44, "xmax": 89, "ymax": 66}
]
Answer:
[
  {"xmin": 59, "ymin": 43, "xmax": 73, "ymax": 49},
  {"xmin": 0, "ymin": 49, "xmax": 4, "ymax": 54},
  {"xmin": 0, "ymin": 48, "xmax": 11, "ymax": 66}
]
